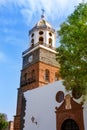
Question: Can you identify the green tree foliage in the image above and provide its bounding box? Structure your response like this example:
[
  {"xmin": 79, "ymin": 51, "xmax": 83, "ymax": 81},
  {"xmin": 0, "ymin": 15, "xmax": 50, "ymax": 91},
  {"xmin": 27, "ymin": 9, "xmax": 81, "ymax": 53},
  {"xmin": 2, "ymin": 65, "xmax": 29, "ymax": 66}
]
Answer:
[
  {"xmin": 56, "ymin": 3, "xmax": 87, "ymax": 101},
  {"xmin": 0, "ymin": 113, "xmax": 8, "ymax": 130}
]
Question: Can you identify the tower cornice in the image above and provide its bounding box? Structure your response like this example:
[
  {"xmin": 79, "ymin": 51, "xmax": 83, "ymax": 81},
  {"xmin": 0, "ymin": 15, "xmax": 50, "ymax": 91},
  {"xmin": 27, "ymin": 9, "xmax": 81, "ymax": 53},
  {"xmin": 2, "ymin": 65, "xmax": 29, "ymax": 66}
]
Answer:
[{"xmin": 22, "ymin": 43, "xmax": 57, "ymax": 57}]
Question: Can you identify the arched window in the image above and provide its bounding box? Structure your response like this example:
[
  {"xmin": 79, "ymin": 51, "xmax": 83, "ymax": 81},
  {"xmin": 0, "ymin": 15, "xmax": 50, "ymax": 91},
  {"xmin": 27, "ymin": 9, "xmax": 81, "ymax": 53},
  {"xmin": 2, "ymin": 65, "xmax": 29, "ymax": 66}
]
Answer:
[
  {"xmin": 31, "ymin": 69, "xmax": 35, "ymax": 80},
  {"xmin": 24, "ymin": 73, "xmax": 27, "ymax": 80},
  {"xmin": 45, "ymin": 69, "xmax": 50, "ymax": 82},
  {"xmin": 31, "ymin": 33, "xmax": 34, "ymax": 37},
  {"xmin": 49, "ymin": 38, "xmax": 52, "ymax": 47},
  {"xmin": 31, "ymin": 39, "xmax": 34, "ymax": 44},
  {"xmin": 31, "ymin": 39, "xmax": 34, "ymax": 47},
  {"xmin": 39, "ymin": 37, "xmax": 43, "ymax": 44},
  {"xmin": 55, "ymin": 72, "xmax": 59, "ymax": 81}
]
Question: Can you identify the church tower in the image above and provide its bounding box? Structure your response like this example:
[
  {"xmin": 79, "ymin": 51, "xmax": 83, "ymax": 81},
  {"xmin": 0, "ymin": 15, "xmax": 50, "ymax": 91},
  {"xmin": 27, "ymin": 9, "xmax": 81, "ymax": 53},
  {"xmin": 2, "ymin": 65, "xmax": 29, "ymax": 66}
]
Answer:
[{"xmin": 14, "ymin": 13, "xmax": 60, "ymax": 130}]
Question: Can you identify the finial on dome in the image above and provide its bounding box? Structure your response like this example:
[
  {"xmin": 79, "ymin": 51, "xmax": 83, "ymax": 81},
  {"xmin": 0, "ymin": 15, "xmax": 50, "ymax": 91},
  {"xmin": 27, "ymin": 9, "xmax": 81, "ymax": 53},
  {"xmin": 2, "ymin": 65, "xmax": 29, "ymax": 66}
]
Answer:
[{"xmin": 41, "ymin": 9, "xmax": 45, "ymax": 19}]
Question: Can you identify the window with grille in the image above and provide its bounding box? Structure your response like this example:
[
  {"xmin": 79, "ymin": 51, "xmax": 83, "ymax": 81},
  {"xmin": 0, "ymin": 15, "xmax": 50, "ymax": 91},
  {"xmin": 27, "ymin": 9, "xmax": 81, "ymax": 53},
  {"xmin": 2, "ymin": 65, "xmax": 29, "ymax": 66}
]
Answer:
[{"xmin": 45, "ymin": 69, "xmax": 50, "ymax": 82}]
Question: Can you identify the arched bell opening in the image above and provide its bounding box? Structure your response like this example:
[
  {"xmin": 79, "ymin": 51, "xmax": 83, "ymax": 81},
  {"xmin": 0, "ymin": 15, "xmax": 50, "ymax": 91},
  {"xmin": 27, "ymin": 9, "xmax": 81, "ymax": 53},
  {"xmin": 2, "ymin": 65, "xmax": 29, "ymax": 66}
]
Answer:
[
  {"xmin": 49, "ymin": 38, "xmax": 52, "ymax": 47},
  {"xmin": 39, "ymin": 37, "xmax": 44, "ymax": 44}
]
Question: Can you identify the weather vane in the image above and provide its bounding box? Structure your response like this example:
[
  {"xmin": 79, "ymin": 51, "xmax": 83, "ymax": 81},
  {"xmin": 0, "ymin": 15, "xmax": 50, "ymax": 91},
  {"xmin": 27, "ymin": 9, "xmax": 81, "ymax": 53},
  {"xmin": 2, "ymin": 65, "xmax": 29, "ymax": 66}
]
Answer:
[{"xmin": 41, "ymin": 9, "xmax": 45, "ymax": 18}]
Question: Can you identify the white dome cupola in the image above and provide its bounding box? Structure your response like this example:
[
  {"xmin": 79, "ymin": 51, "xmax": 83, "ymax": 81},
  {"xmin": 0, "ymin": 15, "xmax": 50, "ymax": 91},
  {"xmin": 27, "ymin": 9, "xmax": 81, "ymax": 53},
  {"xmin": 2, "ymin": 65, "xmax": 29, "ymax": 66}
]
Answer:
[{"xmin": 29, "ymin": 13, "xmax": 56, "ymax": 49}]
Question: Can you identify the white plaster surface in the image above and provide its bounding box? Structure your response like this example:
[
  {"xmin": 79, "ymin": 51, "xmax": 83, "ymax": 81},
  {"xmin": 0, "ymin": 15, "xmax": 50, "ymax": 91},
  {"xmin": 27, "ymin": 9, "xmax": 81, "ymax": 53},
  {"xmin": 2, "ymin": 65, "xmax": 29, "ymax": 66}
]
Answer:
[{"xmin": 23, "ymin": 81, "xmax": 87, "ymax": 130}]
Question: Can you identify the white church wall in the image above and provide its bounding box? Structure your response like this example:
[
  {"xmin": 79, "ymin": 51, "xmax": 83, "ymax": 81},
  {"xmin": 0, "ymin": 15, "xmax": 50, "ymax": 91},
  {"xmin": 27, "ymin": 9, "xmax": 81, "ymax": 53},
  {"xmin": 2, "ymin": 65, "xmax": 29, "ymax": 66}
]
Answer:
[
  {"xmin": 83, "ymin": 102, "xmax": 87, "ymax": 130},
  {"xmin": 23, "ymin": 81, "xmax": 87, "ymax": 130}
]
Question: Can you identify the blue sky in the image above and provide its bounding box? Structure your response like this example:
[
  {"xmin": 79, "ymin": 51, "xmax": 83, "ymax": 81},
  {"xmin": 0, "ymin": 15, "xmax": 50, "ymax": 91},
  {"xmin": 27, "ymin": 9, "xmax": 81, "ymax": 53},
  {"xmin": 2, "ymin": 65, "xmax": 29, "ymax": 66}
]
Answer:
[{"xmin": 0, "ymin": 0, "xmax": 84, "ymax": 121}]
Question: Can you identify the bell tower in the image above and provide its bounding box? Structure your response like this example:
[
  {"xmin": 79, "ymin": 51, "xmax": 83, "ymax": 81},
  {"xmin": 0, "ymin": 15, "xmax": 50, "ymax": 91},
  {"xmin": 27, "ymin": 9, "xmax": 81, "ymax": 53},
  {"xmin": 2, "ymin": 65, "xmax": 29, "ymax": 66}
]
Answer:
[{"xmin": 14, "ymin": 14, "xmax": 60, "ymax": 130}]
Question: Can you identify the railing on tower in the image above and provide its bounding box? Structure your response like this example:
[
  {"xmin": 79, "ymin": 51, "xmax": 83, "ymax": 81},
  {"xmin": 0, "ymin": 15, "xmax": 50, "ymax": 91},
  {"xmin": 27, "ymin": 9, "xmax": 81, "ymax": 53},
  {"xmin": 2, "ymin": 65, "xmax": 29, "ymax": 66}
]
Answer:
[{"xmin": 22, "ymin": 42, "xmax": 56, "ymax": 55}]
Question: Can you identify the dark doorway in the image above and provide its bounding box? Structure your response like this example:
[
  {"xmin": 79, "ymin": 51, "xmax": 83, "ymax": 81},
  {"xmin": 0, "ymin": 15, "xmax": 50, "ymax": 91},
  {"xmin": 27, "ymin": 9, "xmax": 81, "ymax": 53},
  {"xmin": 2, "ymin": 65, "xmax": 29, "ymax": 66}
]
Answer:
[{"xmin": 61, "ymin": 119, "xmax": 79, "ymax": 130}]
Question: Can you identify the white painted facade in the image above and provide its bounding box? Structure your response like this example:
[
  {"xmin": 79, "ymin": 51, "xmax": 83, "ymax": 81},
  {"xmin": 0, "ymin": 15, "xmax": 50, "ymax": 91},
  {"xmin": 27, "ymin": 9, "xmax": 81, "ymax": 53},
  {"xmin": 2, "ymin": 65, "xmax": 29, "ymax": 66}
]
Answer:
[
  {"xmin": 23, "ymin": 81, "xmax": 87, "ymax": 130},
  {"xmin": 29, "ymin": 30, "xmax": 55, "ymax": 47}
]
